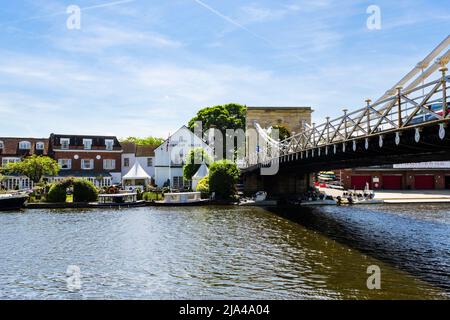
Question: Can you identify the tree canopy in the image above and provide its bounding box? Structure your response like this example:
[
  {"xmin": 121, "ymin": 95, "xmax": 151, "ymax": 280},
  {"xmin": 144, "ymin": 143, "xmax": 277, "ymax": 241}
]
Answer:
[
  {"xmin": 183, "ymin": 148, "xmax": 212, "ymax": 181},
  {"xmin": 5, "ymin": 155, "xmax": 59, "ymax": 183},
  {"xmin": 188, "ymin": 103, "xmax": 246, "ymax": 134},
  {"xmin": 188, "ymin": 103, "xmax": 247, "ymax": 160},
  {"xmin": 120, "ymin": 136, "xmax": 164, "ymax": 147}
]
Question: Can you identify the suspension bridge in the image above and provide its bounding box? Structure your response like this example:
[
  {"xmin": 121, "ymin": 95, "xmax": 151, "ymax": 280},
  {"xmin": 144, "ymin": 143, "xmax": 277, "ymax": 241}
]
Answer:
[{"xmin": 242, "ymin": 36, "xmax": 450, "ymax": 195}]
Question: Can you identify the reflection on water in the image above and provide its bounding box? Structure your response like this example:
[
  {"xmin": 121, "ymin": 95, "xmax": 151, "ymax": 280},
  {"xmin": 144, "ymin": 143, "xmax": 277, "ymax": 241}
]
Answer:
[{"xmin": 0, "ymin": 204, "xmax": 448, "ymax": 299}]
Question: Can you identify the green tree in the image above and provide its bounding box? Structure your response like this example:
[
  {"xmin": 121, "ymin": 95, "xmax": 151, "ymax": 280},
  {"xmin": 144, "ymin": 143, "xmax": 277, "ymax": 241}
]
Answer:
[
  {"xmin": 6, "ymin": 155, "xmax": 59, "ymax": 183},
  {"xmin": 183, "ymin": 148, "xmax": 212, "ymax": 181},
  {"xmin": 188, "ymin": 103, "xmax": 246, "ymax": 133},
  {"xmin": 120, "ymin": 136, "xmax": 164, "ymax": 147},
  {"xmin": 272, "ymin": 125, "xmax": 291, "ymax": 141},
  {"xmin": 208, "ymin": 160, "xmax": 240, "ymax": 200},
  {"xmin": 188, "ymin": 103, "xmax": 247, "ymax": 159}
]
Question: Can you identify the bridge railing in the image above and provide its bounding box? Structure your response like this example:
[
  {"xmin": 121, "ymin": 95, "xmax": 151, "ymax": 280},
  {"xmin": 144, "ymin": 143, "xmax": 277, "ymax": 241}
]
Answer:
[{"xmin": 276, "ymin": 74, "xmax": 450, "ymax": 157}]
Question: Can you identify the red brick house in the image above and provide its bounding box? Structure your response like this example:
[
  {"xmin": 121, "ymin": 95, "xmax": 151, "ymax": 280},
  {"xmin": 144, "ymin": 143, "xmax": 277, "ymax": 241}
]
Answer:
[
  {"xmin": 48, "ymin": 134, "xmax": 123, "ymax": 187},
  {"xmin": 0, "ymin": 137, "xmax": 49, "ymax": 190},
  {"xmin": 341, "ymin": 162, "xmax": 450, "ymax": 190}
]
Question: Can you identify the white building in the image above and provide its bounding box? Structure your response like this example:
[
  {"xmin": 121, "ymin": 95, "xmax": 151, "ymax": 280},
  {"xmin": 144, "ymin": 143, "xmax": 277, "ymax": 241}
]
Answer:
[
  {"xmin": 121, "ymin": 142, "xmax": 156, "ymax": 183},
  {"xmin": 154, "ymin": 126, "xmax": 212, "ymax": 189}
]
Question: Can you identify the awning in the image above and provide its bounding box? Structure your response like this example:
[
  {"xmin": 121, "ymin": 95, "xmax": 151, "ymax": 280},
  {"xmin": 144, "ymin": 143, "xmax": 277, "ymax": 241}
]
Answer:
[{"xmin": 122, "ymin": 162, "xmax": 151, "ymax": 180}]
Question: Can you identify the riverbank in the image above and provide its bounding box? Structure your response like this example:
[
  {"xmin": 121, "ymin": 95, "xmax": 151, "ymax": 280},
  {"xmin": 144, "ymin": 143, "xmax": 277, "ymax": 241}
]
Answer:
[{"xmin": 375, "ymin": 190, "xmax": 450, "ymax": 203}]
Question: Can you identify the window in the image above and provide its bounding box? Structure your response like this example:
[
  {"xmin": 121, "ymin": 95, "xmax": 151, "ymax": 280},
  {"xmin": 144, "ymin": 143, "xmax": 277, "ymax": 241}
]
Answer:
[
  {"xmin": 83, "ymin": 139, "xmax": 92, "ymax": 150},
  {"xmin": 58, "ymin": 159, "xmax": 72, "ymax": 170},
  {"xmin": 103, "ymin": 159, "xmax": 116, "ymax": 170},
  {"xmin": 124, "ymin": 158, "xmax": 130, "ymax": 167},
  {"xmin": 36, "ymin": 142, "xmax": 45, "ymax": 150},
  {"xmin": 19, "ymin": 141, "xmax": 31, "ymax": 150},
  {"xmin": 173, "ymin": 176, "xmax": 184, "ymax": 189},
  {"xmin": 105, "ymin": 139, "xmax": 114, "ymax": 151},
  {"xmin": 0, "ymin": 141, "xmax": 4, "ymax": 149},
  {"xmin": 81, "ymin": 159, "xmax": 94, "ymax": 170},
  {"xmin": 60, "ymin": 138, "xmax": 70, "ymax": 149},
  {"xmin": 147, "ymin": 158, "xmax": 153, "ymax": 167},
  {"xmin": 1, "ymin": 157, "xmax": 20, "ymax": 167}
]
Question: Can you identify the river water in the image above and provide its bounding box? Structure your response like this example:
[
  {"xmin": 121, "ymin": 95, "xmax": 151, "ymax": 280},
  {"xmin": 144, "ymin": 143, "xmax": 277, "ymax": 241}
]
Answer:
[{"xmin": 0, "ymin": 204, "xmax": 449, "ymax": 299}]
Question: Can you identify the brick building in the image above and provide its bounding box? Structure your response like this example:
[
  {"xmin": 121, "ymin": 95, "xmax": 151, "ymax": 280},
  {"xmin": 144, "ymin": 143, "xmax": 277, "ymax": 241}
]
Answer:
[
  {"xmin": 0, "ymin": 137, "xmax": 49, "ymax": 190},
  {"xmin": 48, "ymin": 134, "xmax": 123, "ymax": 187},
  {"xmin": 341, "ymin": 162, "xmax": 450, "ymax": 190}
]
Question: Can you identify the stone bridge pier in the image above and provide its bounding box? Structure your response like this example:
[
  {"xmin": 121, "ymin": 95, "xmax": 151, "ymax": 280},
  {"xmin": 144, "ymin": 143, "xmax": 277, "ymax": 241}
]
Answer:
[{"xmin": 242, "ymin": 170, "xmax": 312, "ymax": 197}]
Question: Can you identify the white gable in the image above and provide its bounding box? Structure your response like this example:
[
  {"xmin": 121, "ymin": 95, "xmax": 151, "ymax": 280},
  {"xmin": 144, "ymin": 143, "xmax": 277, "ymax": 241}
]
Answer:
[{"xmin": 155, "ymin": 126, "xmax": 212, "ymax": 167}]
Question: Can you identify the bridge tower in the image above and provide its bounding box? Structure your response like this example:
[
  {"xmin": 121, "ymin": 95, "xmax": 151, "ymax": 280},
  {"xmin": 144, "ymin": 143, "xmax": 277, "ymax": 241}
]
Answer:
[
  {"xmin": 245, "ymin": 106, "xmax": 313, "ymax": 160},
  {"xmin": 244, "ymin": 106, "xmax": 313, "ymax": 195}
]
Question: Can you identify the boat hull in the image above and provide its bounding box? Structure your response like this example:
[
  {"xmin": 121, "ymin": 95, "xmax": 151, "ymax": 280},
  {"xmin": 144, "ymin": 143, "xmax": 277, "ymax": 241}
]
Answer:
[
  {"xmin": 89, "ymin": 200, "xmax": 147, "ymax": 208},
  {"xmin": 151, "ymin": 200, "xmax": 210, "ymax": 207},
  {"xmin": 0, "ymin": 196, "xmax": 28, "ymax": 211}
]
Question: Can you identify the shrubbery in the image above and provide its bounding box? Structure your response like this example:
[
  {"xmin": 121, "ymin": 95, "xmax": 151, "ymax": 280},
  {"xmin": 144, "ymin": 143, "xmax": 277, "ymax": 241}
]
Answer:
[
  {"xmin": 46, "ymin": 178, "xmax": 98, "ymax": 203},
  {"xmin": 73, "ymin": 179, "xmax": 98, "ymax": 202},
  {"xmin": 208, "ymin": 160, "xmax": 239, "ymax": 200},
  {"xmin": 47, "ymin": 182, "xmax": 68, "ymax": 203},
  {"xmin": 196, "ymin": 176, "xmax": 209, "ymax": 193}
]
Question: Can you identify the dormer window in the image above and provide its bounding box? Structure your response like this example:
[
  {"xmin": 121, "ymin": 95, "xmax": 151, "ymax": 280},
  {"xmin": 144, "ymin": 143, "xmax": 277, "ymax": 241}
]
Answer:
[
  {"xmin": 60, "ymin": 138, "xmax": 70, "ymax": 150},
  {"xmin": 105, "ymin": 139, "xmax": 114, "ymax": 151},
  {"xmin": 36, "ymin": 142, "xmax": 45, "ymax": 150},
  {"xmin": 19, "ymin": 141, "xmax": 31, "ymax": 150},
  {"xmin": 83, "ymin": 139, "xmax": 92, "ymax": 150},
  {"xmin": 0, "ymin": 141, "xmax": 4, "ymax": 149}
]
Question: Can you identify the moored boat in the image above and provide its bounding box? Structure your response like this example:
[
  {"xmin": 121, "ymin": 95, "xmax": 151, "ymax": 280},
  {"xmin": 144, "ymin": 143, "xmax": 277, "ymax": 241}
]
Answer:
[
  {"xmin": 0, "ymin": 193, "xmax": 29, "ymax": 211},
  {"xmin": 153, "ymin": 192, "xmax": 209, "ymax": 206},
  {"xmin": 90, "ymin": 192, "xmax": 146, "ymax": 208}
]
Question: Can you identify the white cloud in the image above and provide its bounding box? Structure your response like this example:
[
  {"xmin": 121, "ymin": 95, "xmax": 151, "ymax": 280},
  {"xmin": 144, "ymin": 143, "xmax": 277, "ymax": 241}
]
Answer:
[{"xmin": 53, "ymin": 24, "xmax": 183, "ymax": 53}]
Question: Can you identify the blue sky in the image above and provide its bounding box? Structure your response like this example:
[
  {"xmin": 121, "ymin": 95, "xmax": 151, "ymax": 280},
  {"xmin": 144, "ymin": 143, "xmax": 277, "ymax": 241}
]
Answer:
[{"xmin": 0, "ymin": 0, "xmax": 449, "ymax": 139}]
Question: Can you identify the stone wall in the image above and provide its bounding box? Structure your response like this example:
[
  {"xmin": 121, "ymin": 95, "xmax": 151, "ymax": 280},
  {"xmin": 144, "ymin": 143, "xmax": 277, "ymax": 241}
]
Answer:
[
  {"xmin": 245, "ymin": 106, "xmax": 313, "ymax": 164},
  {"xmin": 246, "ymin": 106, "xmax": 313, "ymax": 135}
]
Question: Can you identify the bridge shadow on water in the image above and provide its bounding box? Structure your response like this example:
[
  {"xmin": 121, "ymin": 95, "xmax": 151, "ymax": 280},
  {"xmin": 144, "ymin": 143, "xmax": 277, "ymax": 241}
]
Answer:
[{"xmin": 266, "ymin": 204, "xmax": 450, "ymax": 293}]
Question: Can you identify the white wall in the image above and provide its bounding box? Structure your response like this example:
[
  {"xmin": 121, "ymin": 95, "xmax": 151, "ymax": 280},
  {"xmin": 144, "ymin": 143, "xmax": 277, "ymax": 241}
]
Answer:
[
  {"xmin": 122, "ymin": 153, "xmax": 155, "ymax": 179},
  {"xmin": 154, "ymin": 126, "xmax": 212, "ymax": 188}
]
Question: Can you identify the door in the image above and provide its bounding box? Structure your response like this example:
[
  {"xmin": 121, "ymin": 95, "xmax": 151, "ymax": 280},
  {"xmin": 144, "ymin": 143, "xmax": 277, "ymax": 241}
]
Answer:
[
  {"xmin": 350, "ymin": 176, "xmax": 372, "ymax": 190},
  {"xmin": 445, "ymin": 176, "xmax": 450, "ymax": 189},
  {"xmin": 414, "ymin": 175, "xmax": 435, "ymax": 190},
  {"xmin": 382, "ymin": 175, "xmax": 402, "ymax": 190}
]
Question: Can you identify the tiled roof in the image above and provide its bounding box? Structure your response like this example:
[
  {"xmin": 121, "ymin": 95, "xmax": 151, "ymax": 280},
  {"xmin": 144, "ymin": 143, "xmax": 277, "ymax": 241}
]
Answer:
[
  {"xmin": 136, "ymin": 145, "xmax": 155, "ymax": 157},
  {"xmin": 0, "ymin": 137, "xmax": 49, "ymax": 156},
  {"xmin": 121, "ymin": 142, "xmax": 137, "ymax": 154}
]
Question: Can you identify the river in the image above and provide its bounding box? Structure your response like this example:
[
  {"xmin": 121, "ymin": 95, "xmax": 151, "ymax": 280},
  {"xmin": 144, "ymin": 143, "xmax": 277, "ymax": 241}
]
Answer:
[{"xmin": 0, "ymin": 204, "xmax": 449, "ymax": 299}]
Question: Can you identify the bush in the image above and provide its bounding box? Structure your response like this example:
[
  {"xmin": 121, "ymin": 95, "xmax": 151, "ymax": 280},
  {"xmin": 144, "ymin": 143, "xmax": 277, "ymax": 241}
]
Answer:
[
  {"xmin": 47, "ymin": 183, "xmax": 67, "ymax": 203},
  {"xmin": 209, "ymin": 160, "xmax": 240, "ymax": 200},
  {"xmin": 73, "ymin": 179, "xmax": 98, "ymax": 202},
  {"xmin": 183, "ymin": 148, "xmax": 211, "ymax": 181},
  {"xmin": 143, "ymin": 191, "xmax": 163, "ymax": 201},
  {"xmin": 196, "ymin": 176, "xmax": 209, "ymax": 193}
]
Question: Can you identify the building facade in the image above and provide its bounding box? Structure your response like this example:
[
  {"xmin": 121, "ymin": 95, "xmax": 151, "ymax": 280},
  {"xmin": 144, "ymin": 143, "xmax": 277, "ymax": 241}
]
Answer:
[
  {"xmin": 154, "ymin": 126, "xmax": 212, "ymax": 189},
  {"xmin": 341, "ymin": 162, "xmax": 450, "ymax": 190},
  {"xmin": 121, "ymin": 142, "xmax": 155, "ymax": 182},
  {"xmin": 48, "ymin": 134, "xmax": 122, "ymax": 187},
  {"xmin": 0, "ymin": 137, "xmax": 49, "ymax": 190}
]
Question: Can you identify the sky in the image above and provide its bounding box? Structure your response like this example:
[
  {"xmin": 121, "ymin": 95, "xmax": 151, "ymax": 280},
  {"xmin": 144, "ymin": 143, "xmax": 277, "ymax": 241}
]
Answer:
[{"xmin": 0, "ymin": 0, "xmax": 449, "ymax": 139}]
